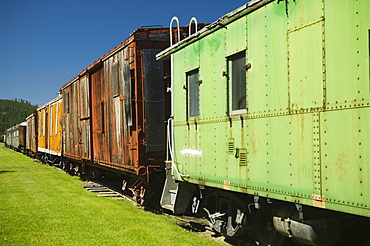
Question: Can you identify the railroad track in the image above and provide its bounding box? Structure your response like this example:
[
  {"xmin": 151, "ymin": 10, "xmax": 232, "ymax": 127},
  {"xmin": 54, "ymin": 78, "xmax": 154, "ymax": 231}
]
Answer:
[
  {"xmin": 80, "ymin": 180, "xmax": 308, "ymax": 246},
  {"xmin": 81, "ymin": 181, "xmax": 135, "ymax": 201},
  {"xmin": 76, "ymin": 177, "xmax": 303, "ymax": 245},
  {"xmin": 80, "ymin": 180, "xmax": 234, "ymax": 245}
]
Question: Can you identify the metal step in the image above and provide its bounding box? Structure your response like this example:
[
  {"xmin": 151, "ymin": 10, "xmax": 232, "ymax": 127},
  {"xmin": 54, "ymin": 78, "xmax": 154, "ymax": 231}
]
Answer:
[
  {"xmin": 97, "ymin": 193, "xmax": 121, "ymax": 197},
  {"xmin": 162, "ymin": 204, "xmax": 174, "ymax": 211},
  {"xmin": 82, "ymin": 181, "xmax": 126, "ymax": 200},
  {"xmin": 86, "ymin": 187, "xmax": 111, "ymax": 192},
  {"xmin": 160, "ymin": 161, "xmax": 196, "ymax": 214}
]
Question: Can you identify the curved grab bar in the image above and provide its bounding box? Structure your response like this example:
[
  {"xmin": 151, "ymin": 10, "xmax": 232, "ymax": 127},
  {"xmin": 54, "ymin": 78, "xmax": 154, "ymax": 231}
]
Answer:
[
  {"xmin": 170, "ymin": 16, "xmax": 181, "ymax": 46},
  {"xmin": 188, "ymin": 17, "xmax": 198, "ymax": 36}
]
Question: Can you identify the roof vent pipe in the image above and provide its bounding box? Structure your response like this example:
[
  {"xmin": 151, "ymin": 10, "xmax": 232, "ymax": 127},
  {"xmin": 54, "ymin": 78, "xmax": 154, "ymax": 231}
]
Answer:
[
  {"xmin": 188, "ymin": 17, "xmax": 198, "ymax": 36},
  {"xmin": 170, "ymin": 16, "xmax": 180, "ymax": 46}
]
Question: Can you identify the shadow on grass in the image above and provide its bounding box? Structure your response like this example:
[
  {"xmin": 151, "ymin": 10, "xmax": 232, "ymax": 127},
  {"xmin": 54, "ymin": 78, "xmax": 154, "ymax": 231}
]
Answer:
[{"xmin": 0, "ymin": 170, "xmax": 15, "ymax": 174}]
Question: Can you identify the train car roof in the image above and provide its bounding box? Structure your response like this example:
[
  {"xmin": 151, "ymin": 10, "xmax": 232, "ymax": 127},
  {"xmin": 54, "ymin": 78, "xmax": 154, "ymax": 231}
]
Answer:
[
  {"xmin": 37, "ymin": 95, "xmax": 62, "ymax": 111},
  {"xmin": 6, "ymin": 121, "xmax": 26, "ymax": 132},
  {"xmin": 59, "ymin": 26, "xmax": 172, "ymax": 91},
  {"xmin": 157, "ymin": 0, "xmax": 273, "ymax": 60},
  {"xmin": 26, "ymin": 113, "xmax": 36, "ymax": 120}
]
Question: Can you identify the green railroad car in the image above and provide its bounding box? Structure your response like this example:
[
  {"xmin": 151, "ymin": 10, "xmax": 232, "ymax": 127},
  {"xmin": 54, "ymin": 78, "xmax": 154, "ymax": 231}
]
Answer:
[{"xmin": 158, "ymin": 0, "xmax": 370, "ymax": 245}]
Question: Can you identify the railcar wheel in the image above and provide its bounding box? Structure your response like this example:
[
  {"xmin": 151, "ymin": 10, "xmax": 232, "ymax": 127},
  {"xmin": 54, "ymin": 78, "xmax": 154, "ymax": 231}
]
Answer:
[
  {"xmin": 247, "ymin": 208, "xmax": 284, "ymax": 246},
  {"xmin": 203, "ymin": 192, "xmax": 247, "ymax": 238},
  {"xmin": 249, "ymin": 227, "xmax": 284, "ymax": 246},
  {"xmin": 122, "ymin": 180, "xmax": 127, "ymax": 191}
]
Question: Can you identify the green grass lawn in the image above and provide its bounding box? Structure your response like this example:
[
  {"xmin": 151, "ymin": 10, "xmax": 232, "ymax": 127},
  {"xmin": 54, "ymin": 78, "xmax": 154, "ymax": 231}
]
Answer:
[{"xmin": 0, "ymin": 143, "xmax": 224, "ymax": 246}]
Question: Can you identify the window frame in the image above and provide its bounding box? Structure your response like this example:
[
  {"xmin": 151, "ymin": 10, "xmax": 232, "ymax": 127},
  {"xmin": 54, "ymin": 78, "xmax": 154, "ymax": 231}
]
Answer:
[
  {"xmin": 49, "ymin": 106, "xmax": 53, "ymax": 136},
  {"xmin": 101, "ymin": 101, "xmax": 105, "ymax": 134},
  {"xmin": 112, "ymin": 61, "xmax": 120, "ymax": 98},
  {"xmin": 43, "ymin": 110, "xmax": 47, "ymax": 137},
  {"xmin": 186, "ymin": 69, "xmax": 200, "ymax": 118},
  {"xmin": 228, "ymin": 51, "xmax": 247, "ymax": 115},
  {"xmin": 55, "ymin": 104, "xmax": 58, "ymax": 135},
  {"xmin": 64, "ymin": 91, "xmax": 70, "ymax": 114}
]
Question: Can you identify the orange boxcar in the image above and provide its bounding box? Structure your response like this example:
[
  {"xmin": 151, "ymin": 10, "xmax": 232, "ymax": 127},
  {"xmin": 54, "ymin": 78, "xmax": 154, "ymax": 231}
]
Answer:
[{"xmin": 37, "ymin": 95, "xmax": 63, "ymax": 163}]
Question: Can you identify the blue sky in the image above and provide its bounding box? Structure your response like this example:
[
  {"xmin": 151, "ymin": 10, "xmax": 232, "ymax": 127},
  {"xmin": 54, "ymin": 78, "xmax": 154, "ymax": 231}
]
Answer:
[{"xmin": 0, "ymin": 0, "xmax": 250, "ymax": 106}]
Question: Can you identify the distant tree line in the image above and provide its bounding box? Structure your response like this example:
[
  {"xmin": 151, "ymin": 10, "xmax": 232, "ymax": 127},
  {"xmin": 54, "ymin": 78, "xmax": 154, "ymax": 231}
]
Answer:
[
  {"xmin": 0, "ymin": 99, "xmax": 37, "ymax": 137},
  {"xmin": 11, "ymin": 98, "xmax": 38, "ymax": 107}
]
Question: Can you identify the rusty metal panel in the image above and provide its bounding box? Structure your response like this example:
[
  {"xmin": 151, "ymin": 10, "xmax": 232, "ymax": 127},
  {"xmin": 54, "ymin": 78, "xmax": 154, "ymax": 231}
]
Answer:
[
  {"xmin": 18, "ymin": 124, "xmax": 27, "ymax": 148},
  {"xmin": 26, "ymin": 113, "xmax": 37, "ymax": 154},
  {"xmin": 54, "ymin": 28, "xmax": 175, "ymax": 182},
  {"xmin": 61, "ymin": 80, "xmax": 81, "ymax": 159},
  {"xmin": 122, "ymin": 58, "xmax": 132, "ymax": 126},
  {"xmin": 78, "ymin": 75, "xmax": 91, "ymax": 159},
  {"xmin": 98, "ymin": 47, "xmax": 135, "ymax": 170},
  {"xmin": 321, "ymin": 108, "xmax": 370, "ymax": 215},
  {"xmin": 59, "ymin": 27, "xmax": 175, "ymax": 167},
  {"xmin": 288, "ymin": 20, "xmax": 324, "ymax": 112},
  {"xmin": 143, "ymin": 49, "xmax": 165, "ymax": 152},
  {"xmin": 91, "ymin": 66, "xmax": 110, "ymax": 163}
]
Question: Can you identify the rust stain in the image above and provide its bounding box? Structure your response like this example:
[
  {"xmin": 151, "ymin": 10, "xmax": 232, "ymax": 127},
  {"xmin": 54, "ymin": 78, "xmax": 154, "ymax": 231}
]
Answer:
[
  {"xmin": 58, "ymin": 27, "xmax": 193, "ymax": 183},
  {"xmin": 312, "ymin": 194, "xmax": 326, "ymax": 208},
  {"xmin": 224, "ymin": 180, "xmax": 231, "ymax": 190}
]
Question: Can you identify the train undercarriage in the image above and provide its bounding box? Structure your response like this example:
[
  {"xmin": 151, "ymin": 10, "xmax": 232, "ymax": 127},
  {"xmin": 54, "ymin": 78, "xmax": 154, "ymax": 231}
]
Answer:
[
  {"xmin": 157, "ymin": 148, "xmax": 370, "ymax": 246},
  {"xmin": 59, "ymin": 158, "xmax": 165, "ymax": 209},
  {"xmin": 30, "ymin": 152, "xmax": 370, "ymax": 245},
  {"xmin": 185, "ymin": 185, "xmax": 370, "ymax": 246}
]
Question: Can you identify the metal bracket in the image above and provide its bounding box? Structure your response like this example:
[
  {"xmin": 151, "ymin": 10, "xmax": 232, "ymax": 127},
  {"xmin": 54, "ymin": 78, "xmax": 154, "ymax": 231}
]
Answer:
[
  {"xmin": 295, "ymin": 204, "xmax": 303, "ymax": 220},
  {"xmin": 254, "ymin": 196, "xmax": 260, "ymax": 209},
  {"xmin": 203, "ymin": 208, "xmax": 225, "ymax": 225},
  {"xmin": 192, "ymin": 197, "xmax": 200, "ymax": 214}
]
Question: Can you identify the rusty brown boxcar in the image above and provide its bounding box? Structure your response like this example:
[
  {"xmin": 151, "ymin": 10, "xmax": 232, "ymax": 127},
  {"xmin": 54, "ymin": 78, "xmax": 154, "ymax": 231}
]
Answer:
[
  {"xmin": 26, "ymin": 113, "xmax": 38, "ymax": 155},
  {"xmin": 60, "ymin": 74, "xmax": 90, "ymax": 163},
  {"xmin": 18, "ymin": 122, "xmax": 27, "ymax": 151},
  {"xmin": 60, "ymin": 26, "xmax": 181, "ymax": 203},
  {"xmin": 90, "ymin": 28, "xmax": 172, "ymax": 180}
]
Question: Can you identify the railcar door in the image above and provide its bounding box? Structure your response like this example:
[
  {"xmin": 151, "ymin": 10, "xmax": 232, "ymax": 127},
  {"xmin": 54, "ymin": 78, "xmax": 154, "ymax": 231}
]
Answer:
[{"xmin": 78, "ymin": 75, "xmax": 91, "ymax": 160}]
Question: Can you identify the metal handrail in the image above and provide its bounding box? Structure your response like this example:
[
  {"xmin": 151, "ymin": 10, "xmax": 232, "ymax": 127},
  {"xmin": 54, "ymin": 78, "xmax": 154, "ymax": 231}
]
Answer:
[
  {"xmin": 170, "ymin": 16, "xmax": 180, "ymax": 46},
  {"xmin": 188, "ymin": 17, "xmax": 198, "ymax": 36}
]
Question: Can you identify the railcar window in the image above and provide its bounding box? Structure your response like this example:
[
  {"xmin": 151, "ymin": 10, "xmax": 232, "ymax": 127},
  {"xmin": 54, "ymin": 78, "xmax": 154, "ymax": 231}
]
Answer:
[
  {"xmin": 187, "ymin": 69, "xmax": 200, "ymax": 118},
  {"xmin": 79, "ymin": 78, "xmax": 89, "ymax": 118},
  {"xmin": 101, "ymin": 101, "xmax": 105, "ymax": 134},
  {"xmin": 128, "ymin": 68, "xmax": 135, "ymax": 129},
  {"xmin": 55, "ymin": 105, "xmax": 58, "ymax": 135},
  {"xmin": 112, "ymin": 61, "xmax": 120, "ymax": 97},
  {"xmin": 49, "ymin": 106, "xmax": 53, "ymax": 136},
  {"xmin": 228, "ymin": 51, "xmax": 246, "ymax": 114},
  {"xmin": 44, "ymin": 110, "xmax": 47, "ymax": 137},
  {"xmin": 64, "ymin": 91, "xmax": 69, "ymax": 114}
]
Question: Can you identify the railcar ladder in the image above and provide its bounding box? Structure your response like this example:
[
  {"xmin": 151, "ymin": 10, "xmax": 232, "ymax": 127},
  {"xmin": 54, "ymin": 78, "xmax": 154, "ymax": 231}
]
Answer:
[
  {"xmin": 160, "ymin": 161, "xmax": 178, "ymax": 212},
  {"xmin": 160, "ymin": 161, "xmax": 195, "ymax": 214},
  {"xmin": 161, "ymin": 16, "xmax": 199, "ymax": 213}
]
